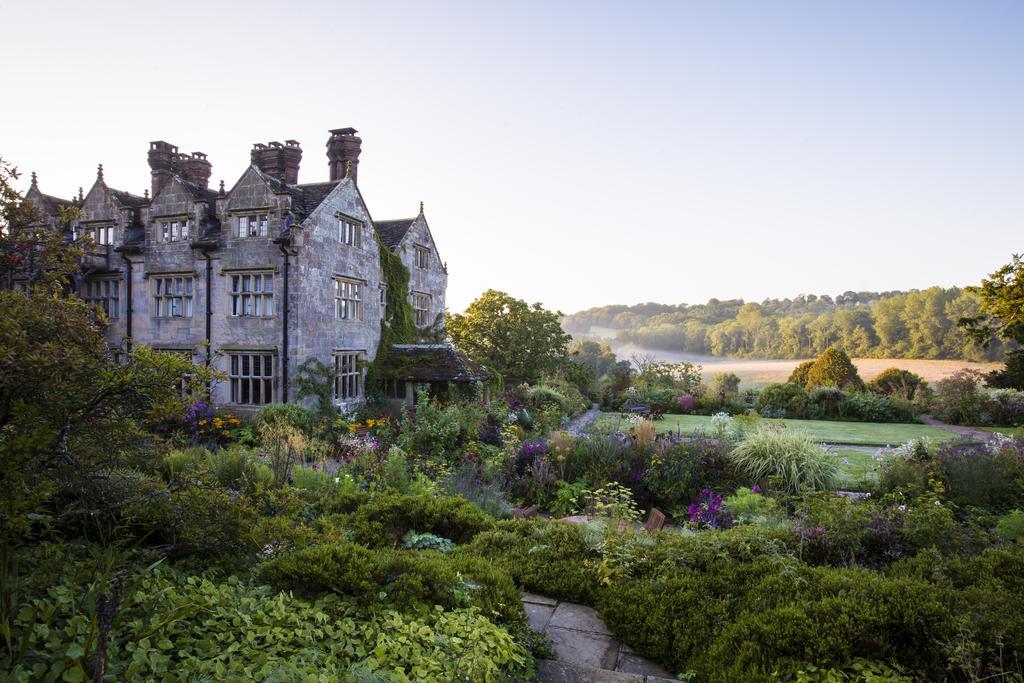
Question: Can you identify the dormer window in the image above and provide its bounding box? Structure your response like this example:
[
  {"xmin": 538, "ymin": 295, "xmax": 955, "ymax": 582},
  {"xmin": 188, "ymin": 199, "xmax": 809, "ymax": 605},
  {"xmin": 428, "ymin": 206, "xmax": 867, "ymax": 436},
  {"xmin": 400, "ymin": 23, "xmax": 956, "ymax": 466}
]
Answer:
[
  {"xmin": 159, "ymin": 219, "xmax": 190, "ymax": 243},
  {"xmin": 338, "ymin": 215, "xmax": 363, "ymax": 248},
  {"xmin": 81, "ymin": 224, "xmax": 115, "ymax": 245},
  {"xmin": 415, "ymin": 245, "xmax": 429, "ymax": 269},
  {"xmin": 237, "ymin": 214, "xmax": 269, "ymax": 238}
]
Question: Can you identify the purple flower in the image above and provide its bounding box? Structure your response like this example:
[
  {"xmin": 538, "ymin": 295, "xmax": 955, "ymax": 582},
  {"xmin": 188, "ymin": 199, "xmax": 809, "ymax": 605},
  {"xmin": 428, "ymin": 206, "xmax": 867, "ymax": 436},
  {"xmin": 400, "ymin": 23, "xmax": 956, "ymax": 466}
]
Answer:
[{"xmin": 752, "ymin": 485, "xmax": 761, "ymax": 494}]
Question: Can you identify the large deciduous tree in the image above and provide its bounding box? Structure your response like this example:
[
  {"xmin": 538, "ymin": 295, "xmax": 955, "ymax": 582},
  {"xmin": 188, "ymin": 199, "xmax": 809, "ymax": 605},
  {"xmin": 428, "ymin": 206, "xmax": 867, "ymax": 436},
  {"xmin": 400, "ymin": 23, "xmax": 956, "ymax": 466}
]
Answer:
[
  {"xmin": 960, "ymin": 254, "xmax": 1024, "ymax": 389},
  {"xmin": 446, "ymin": 289, "xmax": 571, "ymax": 384}
]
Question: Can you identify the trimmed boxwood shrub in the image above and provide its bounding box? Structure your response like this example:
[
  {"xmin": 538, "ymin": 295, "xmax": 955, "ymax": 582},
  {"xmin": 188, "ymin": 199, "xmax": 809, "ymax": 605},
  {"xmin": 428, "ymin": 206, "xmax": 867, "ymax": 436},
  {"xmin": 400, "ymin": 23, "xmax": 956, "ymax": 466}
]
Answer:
[
  {"xmin": 259, "ymin": 541, "xmax": 523, "ymax": 624},
  {"xmin": 349, "ymin": 492, "xmax": 496, "ymax": 547},
  {"xmin": 598, "ymin": 545, "xmax": 1023, "ymax": 682},
  {"xmin": 460, "ymin": 520, "xmax": 601, "ymax": 604}
]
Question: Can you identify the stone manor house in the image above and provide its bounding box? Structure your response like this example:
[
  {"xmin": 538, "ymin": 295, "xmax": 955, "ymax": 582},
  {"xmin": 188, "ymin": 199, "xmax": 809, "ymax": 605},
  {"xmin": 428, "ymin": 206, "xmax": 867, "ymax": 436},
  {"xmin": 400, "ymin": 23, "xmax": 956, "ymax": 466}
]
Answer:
[{"xmin": 22, "ymin": 127, "xmax": 490, "ymax": 411}]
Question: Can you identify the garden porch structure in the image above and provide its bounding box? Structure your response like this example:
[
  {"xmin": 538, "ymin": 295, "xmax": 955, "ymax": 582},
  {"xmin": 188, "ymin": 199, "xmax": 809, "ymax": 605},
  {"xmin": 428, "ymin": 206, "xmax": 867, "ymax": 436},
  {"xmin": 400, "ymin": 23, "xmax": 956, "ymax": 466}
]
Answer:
[{"xmin": 377, "ymin": 343, "xmax": 495, "ymax": 406}]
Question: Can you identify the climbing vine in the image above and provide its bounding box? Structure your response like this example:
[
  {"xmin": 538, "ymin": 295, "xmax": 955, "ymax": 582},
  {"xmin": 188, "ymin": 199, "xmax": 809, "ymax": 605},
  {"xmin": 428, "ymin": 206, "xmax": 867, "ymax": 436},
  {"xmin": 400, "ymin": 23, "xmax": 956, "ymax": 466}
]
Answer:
[{"xmin": 366, "ymin": 237, "xmax": 417, "ymax": 391}]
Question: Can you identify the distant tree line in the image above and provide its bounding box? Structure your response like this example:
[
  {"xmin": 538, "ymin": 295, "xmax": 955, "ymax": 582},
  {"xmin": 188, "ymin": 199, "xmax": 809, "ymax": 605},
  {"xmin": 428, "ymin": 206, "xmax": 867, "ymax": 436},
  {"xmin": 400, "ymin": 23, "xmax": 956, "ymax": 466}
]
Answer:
[{"xmin": 561, "ymin": 288, "xmax": 1010, "ymax": 361}]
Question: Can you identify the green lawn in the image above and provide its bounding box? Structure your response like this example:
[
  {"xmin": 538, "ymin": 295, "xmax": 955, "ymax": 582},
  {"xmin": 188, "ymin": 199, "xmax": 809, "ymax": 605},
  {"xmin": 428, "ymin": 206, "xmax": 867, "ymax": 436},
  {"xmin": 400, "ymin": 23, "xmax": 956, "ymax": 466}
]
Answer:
[
  {"xmin": 831, "ymin": 447, "xmax": 882, "ymax": 490},
  {"xmin": 595, "ymin": 412, "xmax": 956, "ymax": 447}
]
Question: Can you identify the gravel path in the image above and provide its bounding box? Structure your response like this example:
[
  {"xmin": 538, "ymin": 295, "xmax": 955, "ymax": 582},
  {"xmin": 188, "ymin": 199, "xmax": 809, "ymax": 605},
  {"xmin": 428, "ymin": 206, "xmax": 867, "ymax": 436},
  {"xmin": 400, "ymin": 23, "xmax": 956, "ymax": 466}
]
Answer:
[
  {"xmin": 918, "ymin": 414, "xmax": 991, "ymax": 441},
  {"xmin": 565, "ymin": 404, "xmax": 601, "ymax": 435}
]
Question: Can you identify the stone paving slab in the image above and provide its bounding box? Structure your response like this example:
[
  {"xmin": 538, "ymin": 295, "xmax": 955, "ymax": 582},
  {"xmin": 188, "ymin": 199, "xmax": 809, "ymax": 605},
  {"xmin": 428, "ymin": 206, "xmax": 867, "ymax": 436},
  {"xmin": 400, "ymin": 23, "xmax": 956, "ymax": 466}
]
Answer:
[
  {"xmin": 523, "ymin": 593, "xmax": 680, "ymax": 681},
  {"xmin": 548, "ymin": 602, "xmax": 612, "ymax": 636},
  {"xmin": 525, "ymin": 602, "xmax": 556, "ymax": 632},
  {"xmin": 617, "ymin": 652, "xmax": 674, "ymax": 677},
  {"xmin": 546, "ymin": 626, "xmax": 619, "ymax": 670},
  {"xmin": 523, "ymin": 592, "xmax": 559, "ymax": 606},
  {"xmin": 537, "ymin": 661, "xmax": 644, "ymax": 682}
]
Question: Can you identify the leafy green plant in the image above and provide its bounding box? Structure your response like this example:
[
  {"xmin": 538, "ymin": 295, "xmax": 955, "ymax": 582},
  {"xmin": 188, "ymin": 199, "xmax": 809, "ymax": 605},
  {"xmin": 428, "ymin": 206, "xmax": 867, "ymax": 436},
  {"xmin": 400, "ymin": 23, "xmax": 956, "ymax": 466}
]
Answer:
[
  {"xmin": 728, "ymin": 428, "xmax": 839, "ymax": 494},
  {"xmin": 724, "ymin": 487, "xmax": 786, "ymax": 527},
  {"xmin": 995, "ymin": 509, "xmax": 1024, "ymax": 543},
  {"xmin": 550, "ymin": 479, "xmax": 590, "ymax": 517},
  {"xmin": 403, "ymin": 531, "xmax": 455, "ymax": 553}
]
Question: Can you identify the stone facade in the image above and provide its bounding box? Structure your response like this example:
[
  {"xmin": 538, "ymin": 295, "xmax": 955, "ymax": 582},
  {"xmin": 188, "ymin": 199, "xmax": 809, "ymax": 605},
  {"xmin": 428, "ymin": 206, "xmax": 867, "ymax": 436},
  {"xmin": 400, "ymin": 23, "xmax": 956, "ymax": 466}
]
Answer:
[{"xmin": 24, "ymin": 128, "xmax": 449, "ymax": 413}]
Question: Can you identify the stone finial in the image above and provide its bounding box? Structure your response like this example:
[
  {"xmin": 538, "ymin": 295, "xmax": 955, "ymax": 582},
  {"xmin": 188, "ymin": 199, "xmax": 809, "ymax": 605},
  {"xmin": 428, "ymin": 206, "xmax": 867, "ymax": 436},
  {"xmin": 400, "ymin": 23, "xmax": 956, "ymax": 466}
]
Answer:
[
  {"xmin": 344, "ymin": 160, "xmax": 354, "ymax": 179},
  {"xmin": 78, "ymin": 187, "xmax": 84, "ymax": 201},
  {"xmin": 97, "ymin": 163, "xmax": 104, "ymax": 181},
  {"xmin": 419, "ymin": 201, "xmax": 424, "ymax": 215},
  {"xmin": 219, "ymin": 179, "xmax": 225, "ymax": 196},
  {"xmin": 30, "ymin": 171, "xmax": 38, "ymax": 187},
  {"xmin": 144, "ymin": 189, "xmax": 149, "ymax": 199}
]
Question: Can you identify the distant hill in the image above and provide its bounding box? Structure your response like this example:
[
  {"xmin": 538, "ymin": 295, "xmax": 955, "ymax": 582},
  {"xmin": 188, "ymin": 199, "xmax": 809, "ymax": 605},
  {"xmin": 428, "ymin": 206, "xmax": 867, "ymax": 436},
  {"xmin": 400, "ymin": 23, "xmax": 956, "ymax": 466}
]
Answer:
[{"xmin": 561, "ymin": 288, "xmax": 1008, "ymax": 362}]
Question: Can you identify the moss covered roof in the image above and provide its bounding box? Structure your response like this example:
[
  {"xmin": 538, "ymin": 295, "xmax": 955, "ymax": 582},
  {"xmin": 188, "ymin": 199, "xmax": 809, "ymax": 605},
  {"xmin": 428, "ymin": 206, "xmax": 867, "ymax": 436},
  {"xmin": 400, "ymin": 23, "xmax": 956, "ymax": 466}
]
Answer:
[{"xmin": 378, "ymin": 344, "xmax": 494, "ymax": 382}]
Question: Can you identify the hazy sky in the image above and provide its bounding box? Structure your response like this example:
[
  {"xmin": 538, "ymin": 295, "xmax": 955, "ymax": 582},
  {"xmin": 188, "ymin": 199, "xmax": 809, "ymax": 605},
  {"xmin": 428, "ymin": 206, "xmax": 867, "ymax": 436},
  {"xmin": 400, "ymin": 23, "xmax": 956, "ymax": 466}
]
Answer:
[{"xmin": 4, "ymin": 1, "xmax": 1021, "ymax": 313}]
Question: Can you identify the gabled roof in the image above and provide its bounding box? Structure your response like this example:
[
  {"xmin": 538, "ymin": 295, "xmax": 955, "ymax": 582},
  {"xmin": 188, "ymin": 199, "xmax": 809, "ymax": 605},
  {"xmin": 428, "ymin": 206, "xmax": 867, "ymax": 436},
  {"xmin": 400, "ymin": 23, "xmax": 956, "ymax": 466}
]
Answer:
[
  {"xmin": 30, "ymin": 190, "xmax": 75, "ymax": 217},
  {"xmin": 109, "ymin": 188, "xmax": 148, "ymax": 208},
  {"xmin": 250, "ymin": 166, "xmax": 340, "ymax": 219},
  {"xmin": 375, "ymin": 218, "xmax": 415, "ymax": 250},
  {"xmin": 177, "ymin": 176, "xmax": 219, "ymax": 202},
  {"xmin": 378, "ymin": 344, "xmax": 495, "ymax": 382}
]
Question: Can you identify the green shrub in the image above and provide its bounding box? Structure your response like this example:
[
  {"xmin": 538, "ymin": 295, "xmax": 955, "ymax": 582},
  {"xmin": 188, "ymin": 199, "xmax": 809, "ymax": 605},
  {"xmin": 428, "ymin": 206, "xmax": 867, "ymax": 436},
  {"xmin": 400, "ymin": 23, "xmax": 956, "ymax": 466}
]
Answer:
[
  {"xmin": 550, "ymin": 479, "xmax": 590, "ymax": 517},
  {"xmin": 349, "ymin": 493, "xmax": 495, "ymax": 548},
  {"xmin": 402, "ymin": 391, "xmax": 463, "ymax": 460},
  {"xmin": 756, "ymin": 383, "xmax": 809, "ymax": 418},
  {"xmin": 788, "ymin": 360, "xmax": 815, "ymax": 387},
  {"xmin": 805, "ymin": 386, "xmax": 848, "ymax": 420},
  {"xmin": 804, "ymin": 348, "xmax": 865, "ymax": 391},
  {"xmin": 252, "ymin": 403, "xmax": 316, "ymax": 436},
  {"xmin": 868, "ymin": 368, "xmax": 927, "ymax": 401},
  {"xmin": 996, "ymin": 509, "xmax": 1024, "ymax": 543},
  {"xmin": 724, "ymin": 487, "xmax": 786, "ymax": 527},
  {"xmin": 728, "ymin": 428, "xmax": 839, "ymax": 494},
  {"xmin": 259, "ymin": 542, "xmax": 522, "ymax": 624},
  {"xmin": 461, "ymin": 520, "xmax": 601, "ymax": 604},
  {"xmin": 259, "ymin": 542, "xmax": 379, "ymax": 597},
  {"xmin": 843, "ymin": 392, "xmax": 910, "ymax": 423},
  {"xmin": 6, "ymin": 549, "xmax": 530, "ymax": 682}
]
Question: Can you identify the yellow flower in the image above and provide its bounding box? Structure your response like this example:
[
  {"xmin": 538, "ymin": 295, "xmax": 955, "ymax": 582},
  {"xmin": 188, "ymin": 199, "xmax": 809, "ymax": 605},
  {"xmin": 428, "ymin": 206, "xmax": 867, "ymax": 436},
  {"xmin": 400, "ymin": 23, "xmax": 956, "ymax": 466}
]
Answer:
[
  {"xmin": 198, "ymin": 419, "xmax": 208, "ymax": 425},
  {"xmin": 348, "ymin": 424, "xmax": 357, "ymax": 433}
]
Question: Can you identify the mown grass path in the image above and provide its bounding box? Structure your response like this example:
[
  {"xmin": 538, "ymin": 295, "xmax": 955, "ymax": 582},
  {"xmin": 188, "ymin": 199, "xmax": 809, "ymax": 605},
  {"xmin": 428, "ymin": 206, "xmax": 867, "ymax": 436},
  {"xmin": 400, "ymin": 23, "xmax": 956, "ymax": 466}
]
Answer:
[{"xmin": 595, "ymin": 412, "xmax": 955, "ymax": 447}]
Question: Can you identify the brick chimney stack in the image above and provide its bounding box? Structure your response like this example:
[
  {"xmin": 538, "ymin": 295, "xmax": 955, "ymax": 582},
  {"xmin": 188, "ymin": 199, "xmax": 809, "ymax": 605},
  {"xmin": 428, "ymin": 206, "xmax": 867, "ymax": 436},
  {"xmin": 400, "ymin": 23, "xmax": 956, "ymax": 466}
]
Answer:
[
  {"xmin": 251, "ymin": 140, "xmax": 301, "ymax": 184},
  {"xmin": 327, "ymin": 128, "xmax": 362, "ymax": 183},
  {"xmin": 148, "ymin": 140, "xmax": 179, "ymax": 197},
  {"xmin": 281, "ymin": 140, "xmax": 302, "ymax": 184},
  {"xmin": 179, "ymin": 152, "xmax": 212, "ymax": 189}
]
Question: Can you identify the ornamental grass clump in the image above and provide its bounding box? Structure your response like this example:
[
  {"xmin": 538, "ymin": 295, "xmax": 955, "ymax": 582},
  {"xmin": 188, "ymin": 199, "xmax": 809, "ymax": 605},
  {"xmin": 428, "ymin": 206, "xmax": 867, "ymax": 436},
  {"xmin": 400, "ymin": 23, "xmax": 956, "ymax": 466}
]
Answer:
[{"xmin": 728, "ymin": 427, "xmax": 839, "ymax": 494}]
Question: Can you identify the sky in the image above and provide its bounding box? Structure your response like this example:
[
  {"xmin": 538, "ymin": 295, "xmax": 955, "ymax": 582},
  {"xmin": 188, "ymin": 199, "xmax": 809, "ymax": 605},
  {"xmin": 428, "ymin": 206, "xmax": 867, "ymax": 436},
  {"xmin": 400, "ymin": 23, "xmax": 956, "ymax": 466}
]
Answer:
[{"xmin": 3, "ymin": 0, "xmax": 1021, "ymax": 314}]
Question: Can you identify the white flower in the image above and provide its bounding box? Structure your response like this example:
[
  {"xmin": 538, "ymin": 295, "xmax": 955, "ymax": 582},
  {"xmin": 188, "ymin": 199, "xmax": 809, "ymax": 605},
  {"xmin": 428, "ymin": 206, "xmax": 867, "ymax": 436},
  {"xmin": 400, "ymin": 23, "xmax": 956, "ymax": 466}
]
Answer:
[
  {"xmin": 934, "ymin": 500, "xmax": 942, "ymax": 506},
  {"xmin": 897, "ymin": 504, "xmax": 907, "ymax": 512},
  {"xmin": 865, "ymin": 493, "xmax": 871, "ymax": 498},
  {"xmin": 334, "ymin": 477, "xmax": 340, "ymax": 484}
]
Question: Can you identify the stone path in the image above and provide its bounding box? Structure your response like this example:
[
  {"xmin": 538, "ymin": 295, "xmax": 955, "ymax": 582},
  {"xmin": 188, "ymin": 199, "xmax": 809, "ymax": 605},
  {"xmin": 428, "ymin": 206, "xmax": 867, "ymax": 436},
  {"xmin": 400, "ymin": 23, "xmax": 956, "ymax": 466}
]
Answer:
[
  {"xmin": 566, "ymin": 404, "xmax": 601, "ymax": 436},
  {"xmin": 522, "ymin": 593, "xmax": 680, "ymax": 682}
]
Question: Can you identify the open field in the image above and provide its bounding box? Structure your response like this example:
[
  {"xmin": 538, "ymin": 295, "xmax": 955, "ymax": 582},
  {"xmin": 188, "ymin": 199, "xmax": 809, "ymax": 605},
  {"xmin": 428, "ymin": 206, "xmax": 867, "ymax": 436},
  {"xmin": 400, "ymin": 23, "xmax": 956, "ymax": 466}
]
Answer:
[
  {"xmin": 595, "ymin": 412, "xmax": 956, "ymax": 447},
  {"xmin": 600, "ymin": 341, "xmax": 1004, "ymax": 387}
]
